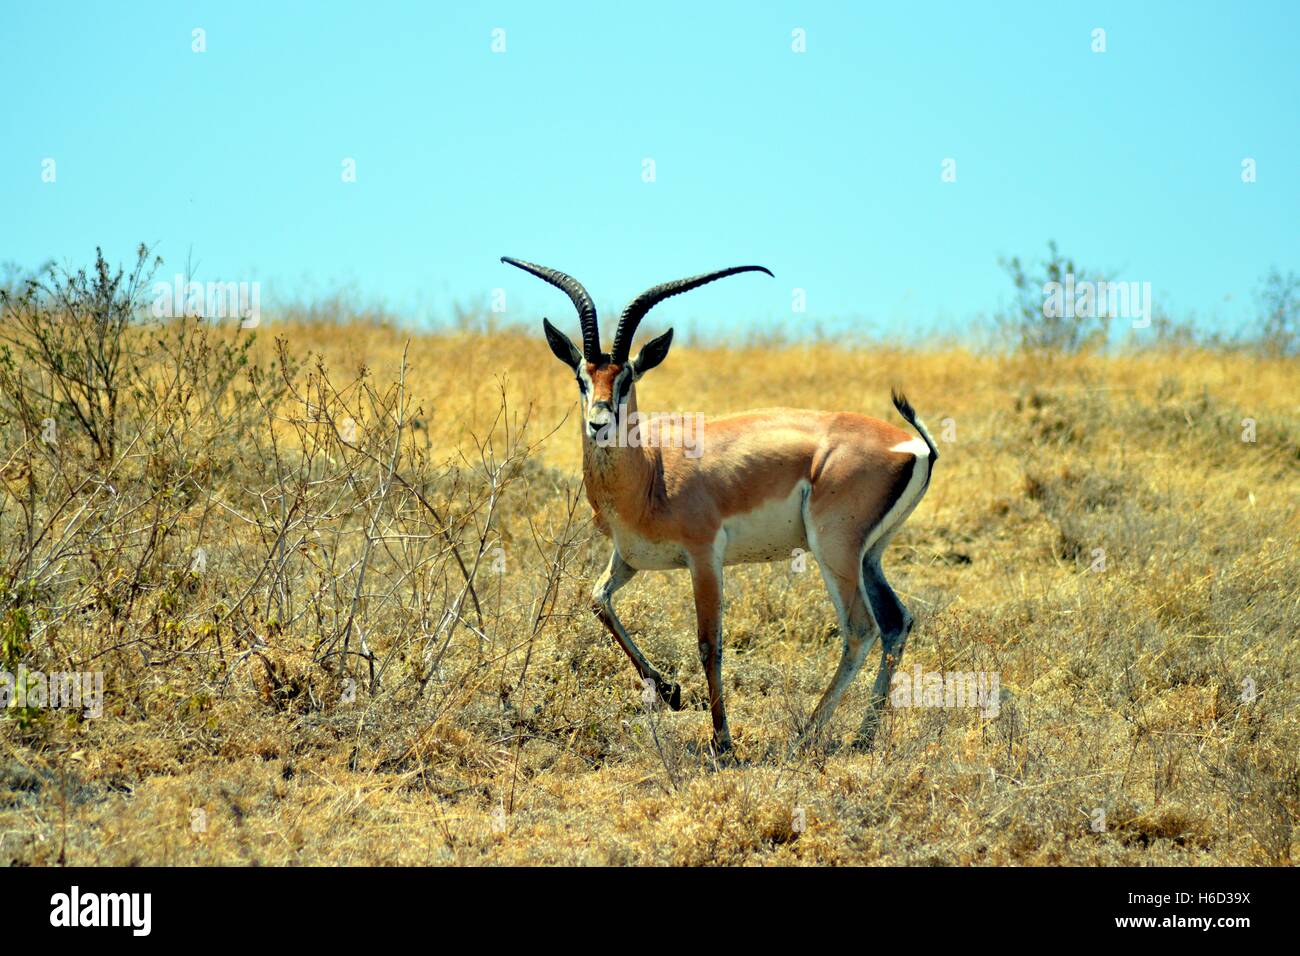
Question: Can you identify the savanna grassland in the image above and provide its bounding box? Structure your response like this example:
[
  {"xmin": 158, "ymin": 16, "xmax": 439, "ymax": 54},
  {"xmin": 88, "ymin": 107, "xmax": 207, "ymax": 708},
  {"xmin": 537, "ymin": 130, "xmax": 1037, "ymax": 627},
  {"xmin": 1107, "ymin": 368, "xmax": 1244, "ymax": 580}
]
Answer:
[{"xmin": 2, "ymin": 294, "xmax": 1298, "ymax": 865}]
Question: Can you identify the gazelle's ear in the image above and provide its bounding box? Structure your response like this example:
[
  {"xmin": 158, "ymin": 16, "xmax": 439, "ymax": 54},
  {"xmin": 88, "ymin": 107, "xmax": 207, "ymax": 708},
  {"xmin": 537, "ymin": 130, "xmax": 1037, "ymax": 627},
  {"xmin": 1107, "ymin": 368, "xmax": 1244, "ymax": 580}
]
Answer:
[
  {"xmin": 631, "ymin": 328, "xmax": 673, "ymax": 378},
  {"xmin": 542, "ymin": 318, "xmax": 583, "ymax": 369}
]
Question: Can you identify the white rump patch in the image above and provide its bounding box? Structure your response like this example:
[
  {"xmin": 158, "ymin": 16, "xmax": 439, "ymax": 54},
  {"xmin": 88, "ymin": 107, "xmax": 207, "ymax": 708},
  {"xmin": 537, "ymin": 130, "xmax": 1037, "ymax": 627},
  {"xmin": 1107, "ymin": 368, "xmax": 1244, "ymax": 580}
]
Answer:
[{"xmin": 889, "ymin": 436, "xmax": 930, "ymax": 457}]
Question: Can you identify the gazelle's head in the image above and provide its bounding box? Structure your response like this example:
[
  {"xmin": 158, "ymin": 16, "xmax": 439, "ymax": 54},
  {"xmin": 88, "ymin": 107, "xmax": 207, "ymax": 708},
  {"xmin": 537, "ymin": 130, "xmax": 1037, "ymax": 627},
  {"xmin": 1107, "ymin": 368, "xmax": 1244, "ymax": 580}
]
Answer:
[{"xmin": 501, "ymin": 257, "xmax": 772, "ymax": 443}]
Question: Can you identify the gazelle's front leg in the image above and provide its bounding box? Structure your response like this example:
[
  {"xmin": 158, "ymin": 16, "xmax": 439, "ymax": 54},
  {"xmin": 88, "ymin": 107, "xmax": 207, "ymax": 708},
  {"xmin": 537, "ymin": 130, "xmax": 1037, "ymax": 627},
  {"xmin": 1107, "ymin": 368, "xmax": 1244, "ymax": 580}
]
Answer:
[
  {"xmin": 591, "ymin": 549, "xmax": 682, "ymax": 710},
  {"xmin": 688, "ymin": 545, "xmax": 732, "ymax": 756}
]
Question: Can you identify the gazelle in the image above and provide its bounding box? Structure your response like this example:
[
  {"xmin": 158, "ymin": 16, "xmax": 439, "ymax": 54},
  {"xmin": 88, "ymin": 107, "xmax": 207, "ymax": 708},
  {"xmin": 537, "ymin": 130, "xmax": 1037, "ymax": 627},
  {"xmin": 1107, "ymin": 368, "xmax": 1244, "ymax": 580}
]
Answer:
[{"xmin": 503, "ymin": 256, "xmax": 938, "ymax": 755}]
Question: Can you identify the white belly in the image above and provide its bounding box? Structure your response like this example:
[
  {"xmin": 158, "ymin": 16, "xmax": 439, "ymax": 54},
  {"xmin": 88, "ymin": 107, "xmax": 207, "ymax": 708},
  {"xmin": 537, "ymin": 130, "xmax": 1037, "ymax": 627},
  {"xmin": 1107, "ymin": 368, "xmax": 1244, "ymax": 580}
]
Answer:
[
  {"xmin": 720, "ymin": 480, "xmax": 809, "ymax": 565},
  {"xmin": 609, "ymin": 481, "xmax": 810, "ymax": 571},
  {"xmin": 612, "ymin": 523, "xmax": 689, "ymax": 571}
]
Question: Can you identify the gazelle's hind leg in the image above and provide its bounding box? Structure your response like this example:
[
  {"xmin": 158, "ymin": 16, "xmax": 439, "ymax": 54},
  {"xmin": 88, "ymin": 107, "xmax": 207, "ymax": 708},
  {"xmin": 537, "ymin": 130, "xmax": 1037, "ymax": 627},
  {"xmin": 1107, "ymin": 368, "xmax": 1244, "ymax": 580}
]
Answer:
[
  {"xmin": 805, "ymin": 531, "xmax": 878, "ymax": 743},
  {"xmin": 800, "ymin": 437, "xmax": 930, "ymax": 749},
  {"xmin": 591, "ymin": 549, "xmax": 682, "ymax": 710},
  {"xmin": 800, "ymin": 461, "xmax": 903, "ymax": 748},
  {"xmin": 854, "ymin": 549, "xmax": 914, "ymax": 749}
]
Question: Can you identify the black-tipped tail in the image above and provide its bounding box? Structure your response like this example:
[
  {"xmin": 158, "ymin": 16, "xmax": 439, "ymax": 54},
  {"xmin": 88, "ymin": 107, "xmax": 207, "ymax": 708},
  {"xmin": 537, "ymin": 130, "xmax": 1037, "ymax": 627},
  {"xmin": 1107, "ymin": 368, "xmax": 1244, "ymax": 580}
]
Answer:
[{"xmin": 892, "ymin": 389, "xmax": 938, "ymax": 462}]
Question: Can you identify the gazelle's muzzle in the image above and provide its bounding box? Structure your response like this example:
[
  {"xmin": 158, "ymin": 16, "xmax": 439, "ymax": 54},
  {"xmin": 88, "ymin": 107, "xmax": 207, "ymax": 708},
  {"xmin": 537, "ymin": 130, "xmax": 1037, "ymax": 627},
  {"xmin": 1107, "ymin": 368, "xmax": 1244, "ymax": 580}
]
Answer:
[{"xmin": 586, "ymin": 401, "xmax": 614, "ymax": 441}]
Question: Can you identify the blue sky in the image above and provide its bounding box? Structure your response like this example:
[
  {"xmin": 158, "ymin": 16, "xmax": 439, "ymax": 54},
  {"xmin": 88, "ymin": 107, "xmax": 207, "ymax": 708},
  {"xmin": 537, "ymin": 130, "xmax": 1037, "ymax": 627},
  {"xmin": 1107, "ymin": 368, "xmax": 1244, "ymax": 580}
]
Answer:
[{"xmin": 3, "ymin": 1, "xmax": 1297, "ymax": 342}]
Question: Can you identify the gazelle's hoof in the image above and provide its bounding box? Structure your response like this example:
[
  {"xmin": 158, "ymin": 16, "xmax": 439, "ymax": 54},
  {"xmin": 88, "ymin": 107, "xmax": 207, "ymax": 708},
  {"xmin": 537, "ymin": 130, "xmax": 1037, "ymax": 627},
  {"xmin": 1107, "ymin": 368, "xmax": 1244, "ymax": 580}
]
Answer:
[
  {"xmin": 710, "ymin": 736, "xmax": 737, "ymax": 765},
  {"xmin": 792, "ymin": 717, "xmax": 829, "ymax": 754},
  {"xmin": 661, "ymin": 681, "xmax": 683, "ymax": 711},
  {"xmin": 850, "ymin": 724, "xmax": 880, "ymax": 753}
]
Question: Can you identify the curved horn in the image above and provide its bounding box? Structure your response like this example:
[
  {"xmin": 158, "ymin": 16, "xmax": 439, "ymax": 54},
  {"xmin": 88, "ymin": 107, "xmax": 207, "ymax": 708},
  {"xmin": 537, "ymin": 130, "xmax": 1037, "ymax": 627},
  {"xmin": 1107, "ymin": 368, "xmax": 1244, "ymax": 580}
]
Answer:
[
  {"xmin": 611, "ymin": 265, "xmax": 773, "ymax": 365},
  {"xmin": 501, "ymin": 257, "xmax": 601, "ymax": 362}
]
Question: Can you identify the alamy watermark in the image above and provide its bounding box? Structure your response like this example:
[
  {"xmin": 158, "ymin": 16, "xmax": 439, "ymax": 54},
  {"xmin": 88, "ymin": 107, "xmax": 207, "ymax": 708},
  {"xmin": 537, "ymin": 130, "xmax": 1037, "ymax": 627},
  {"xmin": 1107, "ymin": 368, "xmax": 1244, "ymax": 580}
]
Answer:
[
  {"xmin": 50, "ymin": 886, "xmax": 150, "ymax": 936},
  {"xmin": 1, "ymin": 666, "xmax": 104, "ymax": 718},
  {"xmin": 1043, "ymin": 273, "xmax": 1153, "ymax": 329},
  {"xmin": 592, "ymin": 406, "xmax": 705, "ymax": 459},
  {"xmin": 150, "ymin": 274, "xmax": 261, "ymax": 328},
  {"xmin": 890, "ymin": 667, "xmax": 1000, "ymax": 717}
]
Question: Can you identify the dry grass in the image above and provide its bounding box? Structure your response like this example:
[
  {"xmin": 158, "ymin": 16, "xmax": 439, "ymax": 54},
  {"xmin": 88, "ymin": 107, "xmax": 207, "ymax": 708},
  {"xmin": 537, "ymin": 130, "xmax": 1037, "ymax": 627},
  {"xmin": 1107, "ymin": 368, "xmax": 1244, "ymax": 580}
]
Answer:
[{"xmin": 2, "ymin": 317, "xmax": 1297, "ymax": 866}]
